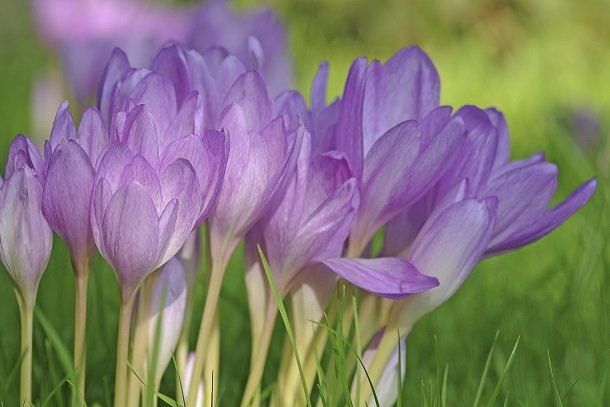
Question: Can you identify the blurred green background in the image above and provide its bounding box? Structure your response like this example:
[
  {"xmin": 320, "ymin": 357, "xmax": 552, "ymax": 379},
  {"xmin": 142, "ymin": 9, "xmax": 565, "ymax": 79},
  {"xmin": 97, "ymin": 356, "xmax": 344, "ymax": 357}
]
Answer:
[{"xmin": 0, "ymin": 0, "xmax": 608, "ymax": 405}]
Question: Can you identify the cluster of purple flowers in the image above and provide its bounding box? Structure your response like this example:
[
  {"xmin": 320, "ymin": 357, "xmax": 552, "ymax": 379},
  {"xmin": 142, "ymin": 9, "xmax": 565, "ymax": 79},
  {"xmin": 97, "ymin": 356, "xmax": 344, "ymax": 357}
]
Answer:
[{"xmin": 1, "ymin": 1, "xmax": 596, "ymax": 406}]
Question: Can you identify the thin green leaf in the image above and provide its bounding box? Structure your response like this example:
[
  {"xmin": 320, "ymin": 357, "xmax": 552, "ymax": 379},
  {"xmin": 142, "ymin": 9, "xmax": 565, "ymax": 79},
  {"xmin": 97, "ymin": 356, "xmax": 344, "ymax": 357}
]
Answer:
[
  {"xmin": 258, "ymin": 245, "xmax": 312, "ymax": 407},
  {"xmin": 35, "ymin": 308, "xmax": 76, "ymax": 383},
  {"xmin": 473, "ymin": 331, "xmax": 500, "ymax": 407},
  {"xmin": 547, "ymin": 350, "xmax": 564, "ymax": 407},
  {"xmin": 485, "ymin": 336, "xmax": 520, "ymax": 407}
]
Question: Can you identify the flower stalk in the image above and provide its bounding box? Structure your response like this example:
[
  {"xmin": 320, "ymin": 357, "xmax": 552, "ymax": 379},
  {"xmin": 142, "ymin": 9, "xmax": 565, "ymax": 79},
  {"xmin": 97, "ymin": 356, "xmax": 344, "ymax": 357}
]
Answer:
[
  {"xmin": 17, "ymin": 293, "xmax": 34, "ymax": 407},
  {"xmin": 240, "ymin": 303, "xmax": 278, "ymax": 407},
  {"xmin": 113, "ymin": 295, "xmax": 135, "ymax": 407},
  {"xmin": 186, "ymin": 247, "xmax": 232, "ymax": 407},
  {"xmin": 72, "ymin": 260, "xmax": 89, "ymax": 406}
]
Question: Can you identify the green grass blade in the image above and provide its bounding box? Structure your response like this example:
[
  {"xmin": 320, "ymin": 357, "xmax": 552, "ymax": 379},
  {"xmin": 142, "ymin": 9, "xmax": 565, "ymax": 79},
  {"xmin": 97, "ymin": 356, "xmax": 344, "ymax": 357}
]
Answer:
[
  {"xmin": 547, "ymin": 350, "xmax": 564, "ymax": 407},
  {"xmin": 156, "ymin": 390, "xmax": 180, "ymax": 407},
  {"xmin": 442, "ymin": 363, "xmax": 449, "ymax": 407},
  {"xmin": 171, "ymin": 352, "xmax": 186, "ymax": 406},
  {"xmin": 40, "ymin": 375, "xmax": 69, "ymax": 407},
  {"xmin": 41, "ymin": 339, "xmax": 66, "ymax": 407},
  {"xmin": 434, "ymin": 335, "xmax": 441, "ymax": 406},
  {"xmin": 35, "ymin": 308, "xmax": 76, "ymax": 384},
  {"xmin": 258, "ymin": 245, "xmax": 311, "ymax": 407},
  {"xmin": 473, "ymin": 330, "xmax": 499, "ymax": 407},
  {"xmin": 485, "ymin": 336, "xmax": 520, "ymax": 407}
]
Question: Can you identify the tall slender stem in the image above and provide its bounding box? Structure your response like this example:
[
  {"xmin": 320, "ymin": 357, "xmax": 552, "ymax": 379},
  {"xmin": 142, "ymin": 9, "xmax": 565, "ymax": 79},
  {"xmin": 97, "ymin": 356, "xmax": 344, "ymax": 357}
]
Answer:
[
  {"xmin": 203, "ymin": 315, "xmax": 220, "ymax": 407},
  {"xmin": 240, "ymin": 304, "xmax": 278, "ymax": 407},
  {"xmin": 114, "ymin": 295, "xmax": 135, "ymax": 407},
  {"xmin": 17, "ymin": 294, "xmax": 34, "ymax": 407},
  {"xmin": 176, "ymin": 228, "xmax": 202, "ymax": 391},
  {"xmin": 72, "ymin": 260, "xmax": 89, "ymax": 406},
  {"xmin": 125, "ymin": 283, "xmax": 152, "ymax": 407},
  {"xmin": 186, "ymin": 251, "xmax": 231, "ymax": 407}
]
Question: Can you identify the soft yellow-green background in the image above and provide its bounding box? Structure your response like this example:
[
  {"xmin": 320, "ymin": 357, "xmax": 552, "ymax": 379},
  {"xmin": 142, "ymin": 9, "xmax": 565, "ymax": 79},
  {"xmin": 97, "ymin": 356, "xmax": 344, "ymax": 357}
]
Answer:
[{"xmin": 0, "ymin": 0, "xmax": 608, "ymax": 405}]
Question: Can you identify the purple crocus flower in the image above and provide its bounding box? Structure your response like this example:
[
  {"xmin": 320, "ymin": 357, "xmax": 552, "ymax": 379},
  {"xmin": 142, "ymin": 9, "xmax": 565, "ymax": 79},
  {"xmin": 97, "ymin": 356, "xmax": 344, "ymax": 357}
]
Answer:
[
  {"xmin": 393, "ymin": 197, "xmax": 498, "ymax": 328},
  {"xmin": 41, "ymin": 101, "xmax": 110, "ymax": 398},
  {"xmin": 243, "ymin": 128, "xmax": 437, "ymax": 406},
  {"xmin": 207, "ymin": 72, "xmax": 303, "ymax": 266},
  {"xmin": 90, "ymin": 104, "xmax": 226, "ymax": 302},
  {"xmin": 241, "ymin": 130, "xmax": 358, "ymax": 405},
  {"xmin": 0, "ymin": 135, "xmax": 52, "ymax": 406},
  {"xmin": 248, "ymin": 132, "xmax": 358, "ymax": 297},
  {"xmin": 334, "ymin": 48, "xmax": 466, "ymax": 257},
  {"xmin": 42, "ymin": 102, "xmax": 109, "ymax": 273},
  {"xmin": 383, "ymin": 106, "xmax": 597, "ymax": 261},
  {"xmin": 0, "ymin": 136, "xmax": 52, "ymax": 306}
]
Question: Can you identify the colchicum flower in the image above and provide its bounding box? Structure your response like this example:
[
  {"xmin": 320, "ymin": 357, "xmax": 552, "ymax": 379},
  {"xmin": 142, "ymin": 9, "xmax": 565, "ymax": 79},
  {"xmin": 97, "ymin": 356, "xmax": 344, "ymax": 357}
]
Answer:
[
  {"xmin": 242, "ymin": 130, "xmax": 358, "ymax": 405},
  {"xmin": 186, "ymin": 69, "xmax": 303, "ymax": 407},
  {"xmin": 90, "ymin": 63, "xmax": 227, "ymax": 404},
  {"xmin": 6, "ymin": 8, "xmax": 597, "ymax": 404},
  {"xmin": 90, "ymin": 104, "xmax": 226, "ymax": 302},
  {"xmin": 331, "ymin": 51, "xmax": 597, "ymax": 402},
  {"xmin": 0, "ymin": 136, "xmax": 52, "ymax": 406},
  {"xmin": 335, "ymin": 48, "xmax": 466, "ymax": 258},
  {"xmin": 382, "ymin": 107, "xmax": 597, "ymax": 328},
  {"xmin": 43, "ymin": 102, "xmax": 107, "ymax": 271},
  {"xmin": 41, "ymin": 101, "xmax": 109, "ymax": 399}
]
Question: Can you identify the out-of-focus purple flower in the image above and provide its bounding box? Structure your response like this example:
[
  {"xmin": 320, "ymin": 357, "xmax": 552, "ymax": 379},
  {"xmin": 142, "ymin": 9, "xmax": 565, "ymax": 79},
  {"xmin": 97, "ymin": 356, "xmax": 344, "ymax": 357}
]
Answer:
[
  {"xmin": 146, "ymin": 257, "xmax": 187, "ymax": 386},
  {"xmin": 33, "ymin": 0, "xmax": 191, "ymax": 102},
  {"xmin": 0, "ymin": 137, "xmax": 52, "ymax": 306},
  {"xmin": 569, "ymin": 106, "xmax": 600, "ymax": 151},
  {"xmin": 188, "ymin": 0, "xmax": 292, "ymax": 96},
  {"xmin": 33, "ymin": 0, "xmax": 291, "ymax": 104},
  {"xmin": 90, "ymin": 104, "xmax": 227, "ymax": 301},
  {"xmin": 384, "ymin": 106, "xmax": 597, "ymax": 260},
  {"xmin": 331, "ymin": 48, "xmax": 466, "ymax": 255},
  {"xmin": 42, "ymin": 102, "xmax": 109, "ymax": 271}
]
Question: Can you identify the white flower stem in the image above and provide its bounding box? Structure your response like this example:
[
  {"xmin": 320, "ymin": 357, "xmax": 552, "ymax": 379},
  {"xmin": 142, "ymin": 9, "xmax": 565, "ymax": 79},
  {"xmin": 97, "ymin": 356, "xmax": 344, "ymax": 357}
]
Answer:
[
  {"xmin": 17, "ymin": 293, "xmax": 34, "ymax": 407},
  {"xmin": 72, "ymin": 260, "xmax": 89, "ymax": 407},
  {"xmin": 240, "ymin": 303, "xmax": 278, "ymax": 407},
  {"xmin": 185, "ymin": 249, "xmax": 231, "ymax": 407},
  {"xmin": 203, "ymin": 314, "xmax": 220, "ymax": 407},
  {"xmin": 125, "ymin": 275, "xmax": 155, "ymax": 407},
  {"xmin": 113, "ymin": 294, "xmax": 135, "ymax": 407}
]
